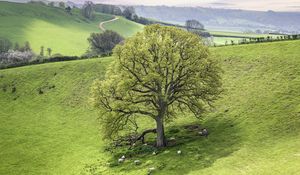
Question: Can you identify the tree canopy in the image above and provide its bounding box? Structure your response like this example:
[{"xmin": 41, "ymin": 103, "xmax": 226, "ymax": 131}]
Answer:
[
  {"xmin": 87, "ymin": 30, "xmax": 124, "ymax": 56},
  {"xmin": 122, "ymin": 6, "xmax": 135, "ymax": 20},
  {"xmin": 185, "ymin": 19, "xmax": 205, "ymax": 30},
  {"xmin": 81, "ymin": 1, "xmax": 94, "ymax": 19},
  {"xmin": 91, "ymin": 25, "xmax": 222, "ymax": 147},
  {"xmin": 0, "ymin": 38, "xmax": 12, "ymax": 53}
]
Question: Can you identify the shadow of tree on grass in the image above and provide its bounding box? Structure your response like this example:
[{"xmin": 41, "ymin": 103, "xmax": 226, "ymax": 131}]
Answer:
[{"xmin": 82, "ymin": 113, "xmax": 242, "ymax": 175}]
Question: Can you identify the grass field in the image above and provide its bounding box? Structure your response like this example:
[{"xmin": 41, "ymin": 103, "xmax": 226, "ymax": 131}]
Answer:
[
  {"xmin": 1, "ymin": 40, "xmax": 299, "ymax": 174},
  {"xmin": 0, "ymin": 2, "xmax": 143, "ymax": 56},
  {"xmin": 210, "ymin": 30, "xmax": 282, "ymax": 38},
  {"xmin": 209, "ymin": 31, "xmax": 283, "ymax": 45},
  {"xmin": 103, "ymin": 17, "xmax": 144, "ymax": 37}
]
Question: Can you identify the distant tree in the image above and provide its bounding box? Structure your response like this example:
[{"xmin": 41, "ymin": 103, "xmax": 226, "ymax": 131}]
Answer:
[
  {"xmin": 81, "ymin": 1, "xmax": 94, "ymax": 19},
  {"xmin": 14, "ymin": 43, "xmax": 20, "ymax": 51},
  {"xmin": 48, "ymin": 1, "xmax": 55, "ymax": 7},
  {"xmin": 47, "ymin": 48, "xmax": 52, "ymax": 56},
  {"xmin": 136, "ymin": 17, "xmax": 153, "ymax": 25},
  {"xmin": 94, "ymin": 4, "xmax": 122, "ymax": 15},
  {"xmin": 113, "ymin": 6, "xmax": 122, "ymax": 15},
  {"xmin": 0, "ymin": 38, "xmax": 12, "ymax": 53},
  {"xmin": 185, "ymin": 19, "xmax": 204, "ymax": 31},
  {"xmin": 132, "ymin": 14, "xmax": 139, "ymax": 22},
  {"xmin": 58, "ymin": 2, "xmax": 65, "ymax": 8},
  {"xmin": 225, "ymin": 40, "xmax": 228, "ymax": 45},
  {"xmin": 40, "ymin": 46, "xmax": 44, "ymax": 56},
  {"xmin": 87, "ymin": 30, "xmax": 124, "ymax": 55},
  {"xmin": 122, "ymin": 6, "xmax": 135, "ymax": 20},
  {"xmin": 23, "ymin": 41, "xmax": 32, "ymax": 52},
  {"xmin": 65, "ymin": 6, "xmax": 72, "ymax": 14},
  {"xmin": 29, "ymin": 1, "xmax": 46, "ymax": 5},
  {"xmin": 191, "ymin": 30, "xmax": 211, "ymax": 38},
  {"xmin": 91, "ymin": 25, "xmax": 222, "ymax": 147}
]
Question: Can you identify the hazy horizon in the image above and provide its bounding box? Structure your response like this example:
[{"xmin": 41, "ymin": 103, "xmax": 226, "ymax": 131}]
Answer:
[{"xmin": 1, "ymin": 0, "xmax": 300, "ymax": 12}]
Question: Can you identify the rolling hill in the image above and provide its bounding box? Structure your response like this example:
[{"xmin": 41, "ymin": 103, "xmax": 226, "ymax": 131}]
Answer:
[
  {"xmin": 0, "ymin": 40, "xmax": 299, "ymax": 174},
  {"xmin": 0, "ymin": 2, "xmax": 143, "ymax": 56},
  {"xmin": 135, "ymin": 6, "xmax": 300, "ymax": 32}
]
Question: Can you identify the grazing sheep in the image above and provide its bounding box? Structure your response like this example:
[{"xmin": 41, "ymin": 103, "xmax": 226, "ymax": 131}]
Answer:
[
  {"xmin": 202, "ymin": 128, "xmax": 209, "ymax": 137},
  {"xmin": 177, "ymin": 150, "xmax": 182, "ymax": 154},
  {"xmin": 148, "ymin": 167, "xmax": 156, "ymax": 174},
  {"xmin": 152, "ymin": 151, "xmax": 157, "ymax": 155},
  {"xmin": 134, "ymin": 160, "xmax": 141, "ymax": 165},
  {"xmin": 199, "ymin": 128, "xmax": 209, "ymax": 137},
  {"xmin": 118, "ymin": 155, "xmax": 126, "ymax": 163},
  {"xmin": 118, "ymin": 158, "xmax": 124, "ymax": 163}
]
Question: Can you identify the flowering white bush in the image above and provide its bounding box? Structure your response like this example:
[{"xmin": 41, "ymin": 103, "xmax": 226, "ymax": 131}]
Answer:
[{"xmin": 0, "ymin": 50, "xmax": 35, "ymax": 65}]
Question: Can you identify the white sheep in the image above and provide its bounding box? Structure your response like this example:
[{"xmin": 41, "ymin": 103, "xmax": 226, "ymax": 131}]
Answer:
[
  {"xmin": 170, "ymin": 137, "xmax": 176, "ymax": 141},
  {"xmin": 177, "ymin": 150, "xmax": 182, "ymax": 154},
  {"xmin": 148, "ymin": 167, "xmax": 156, "ymax": 174},
  {"xmin": 134, "ymin": 160, "xmax": 141, "ymax": 165},
  {"xmin": 118, "ymin": 158, "xmax": 124, "ymax": 163}
]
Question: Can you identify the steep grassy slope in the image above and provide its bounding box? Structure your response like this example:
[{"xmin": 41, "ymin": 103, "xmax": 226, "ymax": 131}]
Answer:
[
  {"xmin": 103, "ymin": 17, "xmax": 144, "ymax": 37},
  {"xmin": 0, "ymin": 58, "xmax": 112, "ymax": 174},
  {"xmin": 0, "ymin": 40, "xmax": 299, "ymax": 174},
  {"xmin": 0, "ymin": 2, "xmax": 143, "ymax": 56}
]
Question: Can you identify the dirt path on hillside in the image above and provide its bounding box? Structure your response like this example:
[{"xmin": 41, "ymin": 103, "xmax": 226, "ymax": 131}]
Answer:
[{"xmin": 99, "ymin": 16, "xmax": 119, "ymax": 31}]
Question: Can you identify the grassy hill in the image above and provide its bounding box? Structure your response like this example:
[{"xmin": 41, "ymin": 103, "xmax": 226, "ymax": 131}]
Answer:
[
  {"xmin": 0, "ymin": 40, "xmax": 299, "ymax": 174},
  {"xmin": 0, "ymin": 2, "xmax": 143, "ymax": 56},
  {"xmin": 103, "ymin": 17, "xmax": 144, "ymax": 38}
]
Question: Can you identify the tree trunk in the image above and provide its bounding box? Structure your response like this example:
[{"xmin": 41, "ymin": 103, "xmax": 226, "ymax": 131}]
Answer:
[{"xmin": 156, "ymin": 117, "xmax": 167, "ymax": 147}]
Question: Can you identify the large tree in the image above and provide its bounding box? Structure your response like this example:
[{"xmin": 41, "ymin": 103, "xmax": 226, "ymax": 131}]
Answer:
[
  {"xmin": 91, "ymin": 25, "xmax": 222, "ymax": 147},
  {"xmin": 87, "ymin": 30, "xmax": 124, "ymax": 56}
]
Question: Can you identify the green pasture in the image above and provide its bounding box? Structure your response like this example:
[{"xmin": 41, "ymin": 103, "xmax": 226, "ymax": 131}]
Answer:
[{"xmin": 0, "ymin": 40, "xmax": 299, "ymax": 174}]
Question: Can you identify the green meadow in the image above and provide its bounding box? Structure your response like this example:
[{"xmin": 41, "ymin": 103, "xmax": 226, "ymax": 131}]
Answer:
[
  {"xmin": 1, "ymin": 40, "xmax": 299, "ymax": 174},
  {"xmin": 0, "ymin": 2, "xmax": 142, "ymax": 56},
  {"xmin": 103, "ymin": 17, "xmax": 144, "ymax": 37}
]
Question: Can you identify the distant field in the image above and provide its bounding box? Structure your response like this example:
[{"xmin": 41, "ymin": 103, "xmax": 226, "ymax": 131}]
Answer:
[
  {"xmin": 1, "ymin": 40, "xmax": 299, "ymax": 174},
  {"xmin": 210, "ymin": 31, "xmax": 282, "ymax": 38},
  {"xmin": 210, "ymin": 31, "xmax": 283, "ymax": 45},
  {"xmin": 0, "ymin": 2, "xmax": 143, "ymax": 56},
  {"xmin": 212, "ymin": 37, "xmax": 243, "ymax": 45}
]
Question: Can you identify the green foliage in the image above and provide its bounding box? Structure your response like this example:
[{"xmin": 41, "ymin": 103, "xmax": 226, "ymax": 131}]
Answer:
[
  {"xmin": 0, "ymin": 38, "xmax": 12, "ymax": 53},
  {"xmin": 94, "ymin": 4, "xmax": 122, "ymax": 16},
  {"xmin": 81, "ymin": 1, "xmax": 95, "ymax": 19},
  {"xmin": 185, "ymin": 19, "xmax": 204, "ymax": 30},
  {"xmin": 40, "ymin": 46, "xmax": 44, "ymax": 56},
  {"xmin": 122, "ymin": 7, "xmax": 135, "ymax": 20},
  {"xmin": 91, "ymin": 25, "xmax": 222, "ymax": 142},
  {"xmin": 47, "ymin": 47, "xmax": 52, "ymax": 56},
  {"xmin": 87, "ymin": 30, "xmax": 124, "ymax": 56}
]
